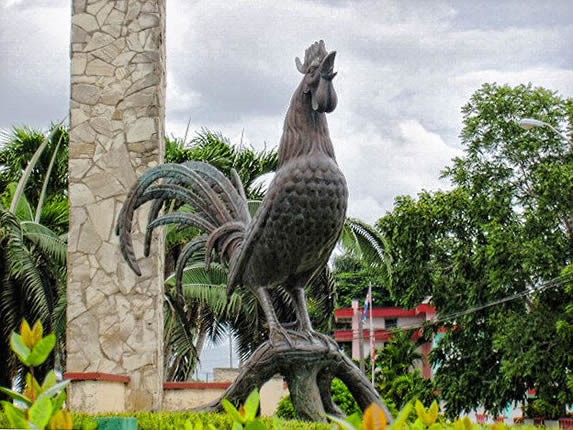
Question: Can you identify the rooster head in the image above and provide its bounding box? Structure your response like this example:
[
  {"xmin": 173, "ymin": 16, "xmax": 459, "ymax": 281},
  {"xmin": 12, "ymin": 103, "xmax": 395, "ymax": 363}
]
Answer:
[{"xmin": 295, "ymin": 40, "xmax": 338, "ymax": 113}]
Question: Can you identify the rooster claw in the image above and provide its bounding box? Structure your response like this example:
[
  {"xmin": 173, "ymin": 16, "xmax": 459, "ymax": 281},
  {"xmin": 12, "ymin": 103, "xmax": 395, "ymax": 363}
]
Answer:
[{"xmin": 268, "ymin": 326, "xmax": 294, "ymax": 348}]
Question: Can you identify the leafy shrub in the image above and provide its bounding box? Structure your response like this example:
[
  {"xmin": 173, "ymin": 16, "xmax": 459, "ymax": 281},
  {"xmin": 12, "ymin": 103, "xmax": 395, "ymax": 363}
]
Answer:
[
  {"xmin": 276, "ymin": 394, "xmax": 298, "ymax": 420},
  {"xmin": 524, "ymin": 399, "xmax": 563, "ymax": 420},
  {"xmin": 276, "ymin": 378, "xmax": 360, "ymax": 420},
  {"xmin": 69, "ymin": 411, "xmax": 331, "ymax": 430},
  {"xmin": 0, "ymin": 320, "xmax": 72, "ymax": 429}
]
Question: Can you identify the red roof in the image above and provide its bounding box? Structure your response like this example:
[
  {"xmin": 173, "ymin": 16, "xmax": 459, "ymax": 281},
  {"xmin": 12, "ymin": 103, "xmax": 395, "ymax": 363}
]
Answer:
[
  {"xmin": 334, "ymin": 328, "xmax": 425, "ymax": 342},
  {"xmin": 335, "ymin": 305, "xmax": 436, "ymax": 320}
]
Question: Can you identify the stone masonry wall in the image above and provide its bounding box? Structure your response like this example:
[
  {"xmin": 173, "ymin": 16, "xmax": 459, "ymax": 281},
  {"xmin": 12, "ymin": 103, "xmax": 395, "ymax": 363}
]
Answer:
[{"xmin": 67, "ymin": 0, "xmax": 166, "ymax": 411}]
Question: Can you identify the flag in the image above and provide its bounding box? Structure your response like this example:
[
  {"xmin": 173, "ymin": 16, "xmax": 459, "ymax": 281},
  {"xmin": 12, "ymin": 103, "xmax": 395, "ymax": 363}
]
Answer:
[{"xmin": 362, "ymin": 285, "xmax": 372, "ymax": 323}]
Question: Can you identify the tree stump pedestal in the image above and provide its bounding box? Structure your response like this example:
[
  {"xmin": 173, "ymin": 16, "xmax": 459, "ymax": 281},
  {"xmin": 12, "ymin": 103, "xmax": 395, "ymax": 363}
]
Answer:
[{"xmin": 204, "ymin": 332, "xmax": 392, "ymax": 422}]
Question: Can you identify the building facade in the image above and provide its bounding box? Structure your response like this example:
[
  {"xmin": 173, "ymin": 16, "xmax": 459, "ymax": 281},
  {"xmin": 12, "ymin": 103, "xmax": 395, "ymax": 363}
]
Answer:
[{"xmin": 333, "ymin": 301, "xmax": 436, "ymax": 378}]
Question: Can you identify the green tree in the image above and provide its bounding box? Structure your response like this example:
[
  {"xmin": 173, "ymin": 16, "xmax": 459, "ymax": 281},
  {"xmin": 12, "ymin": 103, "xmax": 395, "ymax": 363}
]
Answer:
[
  {"xmin": 377, "ymin": 83, "xmax": 572, "ymax": 416},
  {"xmin": 333, "ymin": 254, "xmax": 393, "ymax": 308},
  {"xmin": 0, "ymin": 127, "xmax": 68, "ymax": 393},
  {"xmin": 335, "ymin": 218, "xmax": 393, "ymax": 309},
  {"xmin": 0, "ymin": 125, "xmax": 69, "ymax": 231}
]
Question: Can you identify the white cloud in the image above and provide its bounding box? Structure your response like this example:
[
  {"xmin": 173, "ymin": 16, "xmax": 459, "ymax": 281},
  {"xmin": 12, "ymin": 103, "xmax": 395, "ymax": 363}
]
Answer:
[{"xmin": 1, "ymin": 0, "xmax": 572, "ymax": 225}]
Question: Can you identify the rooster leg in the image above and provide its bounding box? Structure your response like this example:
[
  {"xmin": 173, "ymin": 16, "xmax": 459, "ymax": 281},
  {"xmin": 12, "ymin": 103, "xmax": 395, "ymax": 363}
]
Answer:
[
  {"xmin": 291, "ymin": 287, "xmax": 313, "ymax": 332},
  {"xmin": 257, "ymin": 287, "xmax": 293, "ymax": 347},
  {"xmin": 292, "ymin": 287, "xmax": 333, "ymax": 345}
]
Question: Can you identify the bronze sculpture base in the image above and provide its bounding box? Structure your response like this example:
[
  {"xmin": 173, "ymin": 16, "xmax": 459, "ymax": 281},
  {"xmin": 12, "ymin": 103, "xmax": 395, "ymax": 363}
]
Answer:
[{"xmin": 202, "ymin": 333, "xmax": 393, "ymax": 422}]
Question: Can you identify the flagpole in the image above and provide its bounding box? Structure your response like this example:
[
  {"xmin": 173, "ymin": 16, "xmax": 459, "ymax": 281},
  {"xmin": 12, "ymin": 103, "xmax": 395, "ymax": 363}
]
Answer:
[{"xmin": 368, "ymin": 284, "xmax": 375, "ymax": 385}]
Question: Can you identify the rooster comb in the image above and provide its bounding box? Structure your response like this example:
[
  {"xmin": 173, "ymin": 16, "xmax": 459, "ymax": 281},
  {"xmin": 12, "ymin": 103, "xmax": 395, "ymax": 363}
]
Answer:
[{"xmin": 295, "ymin": 40, "xmax": 328, "ymax": 74}]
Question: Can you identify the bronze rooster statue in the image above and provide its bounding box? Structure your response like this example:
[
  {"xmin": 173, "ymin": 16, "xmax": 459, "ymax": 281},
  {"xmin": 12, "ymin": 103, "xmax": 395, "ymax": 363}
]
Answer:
[
  {"xmin": 117, "ymin": 40, "xmax": 347, "ymax": 343},
  {"xmin": 117, "ymin": 41, "xmax": 393, "ymax": 422}
]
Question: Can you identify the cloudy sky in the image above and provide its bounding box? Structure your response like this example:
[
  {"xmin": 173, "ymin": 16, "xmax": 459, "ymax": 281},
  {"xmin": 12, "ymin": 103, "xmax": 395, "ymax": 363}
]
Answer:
[{"xmin": 1, "ymin": 0, "xmax": 572, "ymax": 225}]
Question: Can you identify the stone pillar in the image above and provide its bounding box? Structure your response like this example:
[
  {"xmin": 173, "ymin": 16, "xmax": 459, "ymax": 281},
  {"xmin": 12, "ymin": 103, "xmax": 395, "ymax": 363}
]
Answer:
[{"xmin": 67, "ymin": 0, "xmax": 166, "ymax": 411}]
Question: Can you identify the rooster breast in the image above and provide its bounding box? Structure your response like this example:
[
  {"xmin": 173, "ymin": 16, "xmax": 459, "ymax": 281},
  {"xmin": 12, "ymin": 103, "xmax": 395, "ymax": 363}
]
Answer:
[{"xmin": 240, "ymin": 154, "xmax": 348, "ymax": 289}]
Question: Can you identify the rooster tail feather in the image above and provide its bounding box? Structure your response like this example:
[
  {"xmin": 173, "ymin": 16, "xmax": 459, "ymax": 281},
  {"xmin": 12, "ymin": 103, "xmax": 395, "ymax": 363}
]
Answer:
[{"xmin": 117, "ymin": 162, "xmax": 250, "ymax": 278}]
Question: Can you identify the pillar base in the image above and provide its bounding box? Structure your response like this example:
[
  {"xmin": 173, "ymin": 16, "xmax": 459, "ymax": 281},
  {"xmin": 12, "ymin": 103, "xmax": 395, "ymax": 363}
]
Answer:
[{"xmin": 65, "ymin": 372, "xmax": 130, "ymax": 414}]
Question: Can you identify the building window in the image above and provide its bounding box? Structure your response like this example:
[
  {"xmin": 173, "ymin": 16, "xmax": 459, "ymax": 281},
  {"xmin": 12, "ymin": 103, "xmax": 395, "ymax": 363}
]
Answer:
[{"xmin": 385, "ymin": 318, "xmax": 397, "ymax": 329}]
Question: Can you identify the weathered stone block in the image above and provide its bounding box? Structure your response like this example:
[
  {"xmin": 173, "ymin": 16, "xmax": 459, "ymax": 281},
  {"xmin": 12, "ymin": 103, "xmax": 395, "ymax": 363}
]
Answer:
[
  {"xmin": 101, "ymin": 24, "xmax": 122, "ymax": 38},
  {"xmin": 86, "ymin": 58, "xmax": 115, "ymax": 76},
  {"xmin": 83, "ymin": 172, "xmax": 125, "ymax": 198},
  {"xmin": 86, "ymin": 0, "xmax": 106, "ymax": 15},
  {"xmin": 126, "ymin": 117, "xmax": 155, "ymax": 143},
  {"xmin": 77, "ymin": 218, "xmax": 103, "ymax": 254},
  {"xmin": 125, "ymin": 2, "xmax": 142, "ymax": 22},
  {"xmin": 91, "ymin": 39, "xmax": 125, "ymax": 63},
  {"xmin": 96, "ymin": 2, "xmax": 114, "ymax": 26},
  {"xmin": 70, "ymin": 182, "xmax": 96, "ymax": 207},
  {"xmin": 71, "ymin": 55, "xmax": 88, "ymax": 76},
  {"xmin": 89, "ymin": 117, "xmax": 113, "ymax": 137},
  {"xmin": 72, "ymin": 84, "xmax": 100, "ymax": 105},
  {"xmin": 105, "ymin": 9, "xmax": 126, "ymax": 26},
  {"xmin": 72, "ymin": 24, "xmax": 90, "ymax": 44},
  {"xmin": 72, "ymin": 13, "xmax": 99, "ymax": 33},
  {"xmin": 85, "ymin": 32, "xmax": 115, "ymax": 52},
  {"xmin": 138, "ymin": 13, "xmax": 159, "ymax": 30},
  {"xmin": 86, "ymin": 199, "xmax": 116, "ymax": 242},
  {"xmin": 70, "ymin": 142, "xmax": 96, "ymax": 159}
]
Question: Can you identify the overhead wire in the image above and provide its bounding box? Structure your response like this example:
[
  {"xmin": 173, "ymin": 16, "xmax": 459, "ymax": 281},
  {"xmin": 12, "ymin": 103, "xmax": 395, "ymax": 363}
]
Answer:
[{"xmin": 352, "ymin": 271, "xmax": 572, "ymax": 340}]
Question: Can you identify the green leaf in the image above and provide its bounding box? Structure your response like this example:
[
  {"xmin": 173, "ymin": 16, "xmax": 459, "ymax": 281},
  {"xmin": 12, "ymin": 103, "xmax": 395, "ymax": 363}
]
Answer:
[
  {"xmin": 232, "ymin": 422, "xmax": 244, "ymax": 430},
  {"xmin": 243, "ymin": 389, "xmax": 260, "ymax": 420},
  {"xmin": 1, "ymin": 400, "xmax": 30, "ymax": 428},
  {"xmin": 0, "ymin": 386, "xmax": 33, "ymax": 406},
  {"xmin": 41, "ymin": 371, "xmax": 58, "ymax": 391},
  {"xmin": 51, "ymin": 389, "xmax": 67, "ymax": 412},
  {"xmin": 10, "ymin": 332, "xmax": 32, "ymax": 365},
  {"xmin": 28, "ymin": 396, "xmax": 53, "ymax": 429},
  {"xmin": 37, "ymin": 380, "xmax": 70, "ymax": 402},
  {"xmin": 28, "ymin": 333, "xmax": 56, "ymax": 366},
  {"xmin": 222, "ymin": 398, "xmax": 245, "ymax": 424},
  {"xmin": 393, "ymin": 402, "xmax": 414, "ymax": 430},
  {"xmin": 326, "ymin": 414, "xmax": 358, "ymax": 430}
]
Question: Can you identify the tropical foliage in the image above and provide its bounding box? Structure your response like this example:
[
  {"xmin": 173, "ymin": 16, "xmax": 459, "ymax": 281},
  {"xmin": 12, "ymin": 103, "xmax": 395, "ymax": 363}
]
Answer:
[
  {"xmin": 377, "ymin": 83, "xmax": 573, "ymax": 416},
  {"xmin": 0, "ymin": 125, "xmax": 68, "ymax": 392},
  {"xmin": 370, "ymin": 330, "xmax": 437, "ymax": 412}
]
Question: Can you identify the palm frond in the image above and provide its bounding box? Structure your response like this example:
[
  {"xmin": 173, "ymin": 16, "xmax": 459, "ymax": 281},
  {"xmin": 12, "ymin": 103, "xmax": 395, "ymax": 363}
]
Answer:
[
  {"xmin": 20, "ymin": 221, "xmax": 67, "ymax": 265},
  {"xmin": 341, "ymin": 218, "xmax": 392, "ymax": 278},
  {"xmin": 164, "ymin": 292, "xmax": 199, "ymax": 381}
]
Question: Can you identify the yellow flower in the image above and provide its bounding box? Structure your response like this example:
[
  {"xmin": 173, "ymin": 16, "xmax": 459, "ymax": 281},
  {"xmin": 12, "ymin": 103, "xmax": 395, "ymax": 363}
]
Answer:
[
  {"xmin": 363, "ymin": 403, "xmax": 387, "ymax": 430},
  {"xmin": 416, "ymin": 400, "xmax": 439, "ymax": 426},
  {"xmin": 49, "ymin": 410, "xmax": 73, "ymax": 430},
  {"xmin": 21, "ymin": 320, "xmax": 43, "ymax": 349}
]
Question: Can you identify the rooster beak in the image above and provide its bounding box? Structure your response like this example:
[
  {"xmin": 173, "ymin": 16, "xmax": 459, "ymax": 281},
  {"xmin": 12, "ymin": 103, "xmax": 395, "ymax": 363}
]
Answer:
[{"xmin": 320, "ymin": 51, "xmax": 337, "ymax": 80}]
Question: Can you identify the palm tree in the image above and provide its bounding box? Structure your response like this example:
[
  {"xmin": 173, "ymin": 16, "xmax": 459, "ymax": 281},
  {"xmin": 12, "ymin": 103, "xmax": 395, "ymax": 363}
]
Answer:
[
  {"xmin": 0, "ymin": 126, "xmax": 68, "ymax": 390},
  {"xmin": 161, "ymin": 131, "xmax": 280, "ymax": 379},
  {"xmin": 0, "ymin": 124, "xmax": 69, "ymax": 223},
  {"xmin": 372, "ymin": 329, "xmax": 436, "ymax": 410}
]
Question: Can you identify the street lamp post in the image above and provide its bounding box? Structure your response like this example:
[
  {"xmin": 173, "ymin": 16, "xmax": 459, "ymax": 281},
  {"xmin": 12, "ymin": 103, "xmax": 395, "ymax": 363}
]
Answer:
[
  {"xmin": 518, "ymin": 118, "xmax": 571, "ymax": 145},
  {"xmin": 518, "ymin": 117, "xmax": 572, "ymax": 239}
]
